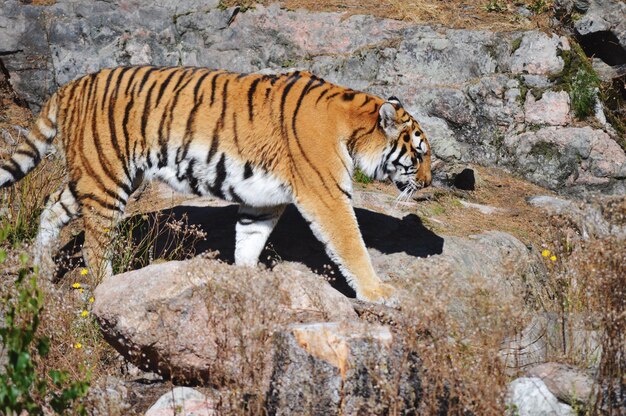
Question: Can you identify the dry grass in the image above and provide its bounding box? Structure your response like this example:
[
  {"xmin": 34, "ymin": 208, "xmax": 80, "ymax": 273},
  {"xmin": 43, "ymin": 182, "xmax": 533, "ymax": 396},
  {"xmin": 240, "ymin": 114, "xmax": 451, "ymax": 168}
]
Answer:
[
  {"xmin": 537, "ymin": 207, "xmax": 625, "ymax": 413},
  {"xmin": 222, "ymin": 0, "xmax": 554, "ymax": 31}
]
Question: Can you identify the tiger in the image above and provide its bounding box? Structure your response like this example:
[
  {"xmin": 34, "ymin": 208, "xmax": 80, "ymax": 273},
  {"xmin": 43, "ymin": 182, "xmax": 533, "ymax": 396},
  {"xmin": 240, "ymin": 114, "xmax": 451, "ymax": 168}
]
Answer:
[{"xmin": 0, "ymin": 66, "xmax": 431, "ymax": 304}]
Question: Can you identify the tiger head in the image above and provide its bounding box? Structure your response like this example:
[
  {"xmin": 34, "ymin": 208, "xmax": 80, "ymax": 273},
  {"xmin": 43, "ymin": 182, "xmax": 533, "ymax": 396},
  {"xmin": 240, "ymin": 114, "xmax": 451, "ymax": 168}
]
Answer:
[{"xmin": 377, "ymin": 97, "xmax": 432, "ymax": 194}]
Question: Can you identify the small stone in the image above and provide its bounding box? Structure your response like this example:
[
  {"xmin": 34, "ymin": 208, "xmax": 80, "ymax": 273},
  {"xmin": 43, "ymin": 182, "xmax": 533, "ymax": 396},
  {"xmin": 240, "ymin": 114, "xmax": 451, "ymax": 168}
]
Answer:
[
  {"xmin": 507, "ymin": 377, "xmax": 575, "ymax": 416},
  {"xmin": 145, "ymin": 387, "xmax": 216, "ymax": 416},
  {"xmin": 453, "ymin": 168, "xmax": 476, "ymax": 190}
]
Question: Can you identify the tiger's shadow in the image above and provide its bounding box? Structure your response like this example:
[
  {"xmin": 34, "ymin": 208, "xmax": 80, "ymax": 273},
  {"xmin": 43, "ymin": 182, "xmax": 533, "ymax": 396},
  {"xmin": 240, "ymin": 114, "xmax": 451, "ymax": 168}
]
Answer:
[{"xmin": 57, "ymin": 204, "xmax": 444, "ymax": 297}]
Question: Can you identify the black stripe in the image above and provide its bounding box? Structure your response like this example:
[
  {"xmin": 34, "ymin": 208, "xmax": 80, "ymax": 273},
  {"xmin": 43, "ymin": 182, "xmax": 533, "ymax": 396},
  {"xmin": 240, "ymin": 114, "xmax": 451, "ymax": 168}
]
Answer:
[
  {"xmin": 219, "ymin": 79, "xmax": 230, "ymax": 128},
  {"xmin": 194, "ymin": 71, "xmax": 211, "ymax": 102},
  {"xmin": 170, "ymin": 68, "xmax": 191, "ymax": 97},
  {"xmin": 360, "ymin": 95, "xmax": 372, "ymax": 108},
  {"xmin": 122, "ymin": 95, "xmax": 135, "ymax": 174},
  {"xmin": 342, "ymin": 92, "xmax": 355, "ymax": 101},
  {"xmin": 107, "ymin": 70, "xmax": 133, "ymax": 183},
  {"xmin": 179, "ymin": 98, "xmax": 203, "ymax": 163},
  {"xmin": 101, "ymin": 68, "xmax": 118, "ymax": 111},
  {"xmin": 140, "ymin": 82, "xmax": 157, "ymax": 141},
  {"xmin": 89, "ymin": 78, "xmax": 133, "ymax": 196},
  {"xmin": 137, "ymin": 67, "xmax": 158, "ymax": 95},
  {"xmin": 208, "ymin": 153, "xmax": 227, "ymax": 199},
  {"xmin": 123, "ymin": 66, "xmax": 142, "ymax": 96},
  {"xmin": 336, "ymin": 183, "xmax": 352, "ymax": 199},
  {"xmin": 14, "ymin": 149, "xmax": 37, "ymax": 160},
  {"xmin": 2, "ymin": 160, "xmax": 25, "ymax": 182},
  {"xmin": 22, "ymin": 139, "xmax": 41, "ymax": 164},
  {"xmin": 232, "ymin": 111, "xmax": 240, "ymax": 152},
  {"xmin": 243, "ymin": 162, "xmax": 253, "ymax": 179},
  {"xmin": 247, "ymin": 77, "xmax": 261, "ymax": 121},
  {"xmin": 59, "ymin": 201, "xmax": 72, "ymax": 217},
  {"xmin": 155, "ymin": 68, "xmax": 179, "ymax": 107},
  {"xmin": 206, "ymin": 131, "xmax": 219, "ymax": 164},
  {"xmin": 157, "ymin": 105, "xmax": 170, "ymax": 168},
  {"xmin": 79, "ymin": 193, "xmax": 123, "ymax": 212},
  {"xmin": 113, "ymin": 66, "xmax": 134, "ymax": 99},
  {"xmin": 279, "ymin": 72, "xmax": 302, "ymax": 137},
  {"xmin": 229, "ymin": 186, "xmax": 244, "ymax": 203},
  {"xmin": 325, "ymin": 92, "xmax": 341, "ymax": 101},
  {"xmin": 315, "ymin": 87, "xmax": 331, "ymax": 105},
  {"xmin": 186, "ymin": 160, "xmax": 201, "ymax": 196},
  {"xmin": 210, "ymin": 72, "xmax": 223, "ymax": 106}
]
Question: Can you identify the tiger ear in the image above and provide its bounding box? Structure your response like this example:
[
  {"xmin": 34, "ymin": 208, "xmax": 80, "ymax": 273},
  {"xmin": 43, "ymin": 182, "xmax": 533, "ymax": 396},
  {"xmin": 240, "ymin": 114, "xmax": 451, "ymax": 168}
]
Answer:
[{"xmin": 379, "ymin": 102, "xmax": 399, "ymax": 137}]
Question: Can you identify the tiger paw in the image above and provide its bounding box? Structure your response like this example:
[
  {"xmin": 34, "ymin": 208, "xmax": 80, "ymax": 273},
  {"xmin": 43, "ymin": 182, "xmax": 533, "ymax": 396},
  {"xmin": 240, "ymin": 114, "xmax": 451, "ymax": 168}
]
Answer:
[{"xmin": 356, "ymin": 282, "xmax": 398, "ymax": 306}]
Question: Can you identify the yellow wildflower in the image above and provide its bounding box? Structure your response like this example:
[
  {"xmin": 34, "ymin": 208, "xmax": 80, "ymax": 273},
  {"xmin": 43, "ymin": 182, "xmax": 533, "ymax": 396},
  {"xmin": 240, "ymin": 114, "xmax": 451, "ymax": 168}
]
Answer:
[
  {"xmin": 89, "ymin": 297, "xmax": 95, "ymax": 303},
  {"xmin": 79, "ymin": 288, "xmax": 84, "ymax": 294},
  {"xmin": 72, "ymin": 282, "xmax": 81, "ymax": 289},
  {"xmin": 80, "ymin": 268, "xmax": 89, "ymax": 276},
  {"xmin": 103, "ymin": 227, "xmax": 111, "ymax": 233},
  {"xmin": 550, "ymin": 255, "xmax": 557, "ymax": 261},
  {"xmin": 80, "ymin": 310, "xmax": 89, "ymax": 317},
  {"xmin": 541, "ymin": 249, "xmax": 550, "ymax": 257},
  {"xmin": 73, "ymin": 343, "xmax": 82, "ymax": 349}
]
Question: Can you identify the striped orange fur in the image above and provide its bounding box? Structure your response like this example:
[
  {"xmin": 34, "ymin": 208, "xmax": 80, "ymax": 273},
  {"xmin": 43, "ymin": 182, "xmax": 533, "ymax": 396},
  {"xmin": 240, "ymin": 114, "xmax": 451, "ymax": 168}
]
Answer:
[{"xmin": 0, "ymin": 66, "xmax": 431, "ymax": 304}]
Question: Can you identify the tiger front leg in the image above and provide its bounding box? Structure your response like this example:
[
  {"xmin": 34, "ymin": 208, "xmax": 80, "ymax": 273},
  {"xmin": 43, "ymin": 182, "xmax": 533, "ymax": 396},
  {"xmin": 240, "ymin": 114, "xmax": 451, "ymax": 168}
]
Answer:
[
  {"xmin": 295, "ymin": 195, "xmax": 396, "ymax": 304},
  {"xmin": 234, "ymin": 204, "xmax": 286, "ymax": 266}
]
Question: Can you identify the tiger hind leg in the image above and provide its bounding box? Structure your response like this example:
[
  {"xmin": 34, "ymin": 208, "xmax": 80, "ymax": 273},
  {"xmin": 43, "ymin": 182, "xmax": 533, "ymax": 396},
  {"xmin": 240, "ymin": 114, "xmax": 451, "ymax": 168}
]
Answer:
[
  {"xmin": 80, "ymin": 202, "xmax": 124, "ymax": 282},
  {"xmin": 234, "ymin": 204, "xmax": 286, "ymax": 266},
  {"xmin": 33, "ymin": 184, "xmax": 80, "ymax": 279}
]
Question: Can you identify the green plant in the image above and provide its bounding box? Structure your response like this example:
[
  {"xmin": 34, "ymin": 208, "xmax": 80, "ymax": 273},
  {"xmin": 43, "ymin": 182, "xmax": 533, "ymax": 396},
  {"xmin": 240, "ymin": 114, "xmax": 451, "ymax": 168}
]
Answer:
[
  {"xmin": 570, "ymin": 67, "xmax": 600, "ymax": 119},
  {"xmin": 354, "ymin": 168, "xmax": 373, "ymax": 184},
  {"xmin": 0, "ymin": 241, "xmax": 90, "ymax": 415},
  {"xmin": 484, "ymin": 0, "xmax": 507, "ymax": 13},
  {"xmin": 527, "ymin": 0, "xmax": 548, "ymax": 14}
]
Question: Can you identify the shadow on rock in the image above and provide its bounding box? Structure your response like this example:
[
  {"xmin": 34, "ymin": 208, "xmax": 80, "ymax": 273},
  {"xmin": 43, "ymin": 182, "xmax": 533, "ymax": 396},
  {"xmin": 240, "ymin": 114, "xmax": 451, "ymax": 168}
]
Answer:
[{"xmin": 57, "ymin": 204, "xmax": 444, "ymax": 297}]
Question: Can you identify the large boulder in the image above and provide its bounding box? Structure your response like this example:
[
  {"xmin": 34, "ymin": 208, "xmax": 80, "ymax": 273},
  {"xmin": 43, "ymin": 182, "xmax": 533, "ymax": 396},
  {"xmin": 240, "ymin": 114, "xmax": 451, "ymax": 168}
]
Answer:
[
  {"xmin": 502, "ymin": 127, "xmax": 626, "ymax": 194},
  {"xmin": 526, "ymin": 363, "xmax": 595, "ymax": 407},
  {"xmin": 92, "ymin": 258, "xmax": 357, "ymax": 384},
  {"xmin": 267, "ymin": 321, "xmax": 421, "ymax": 415}
]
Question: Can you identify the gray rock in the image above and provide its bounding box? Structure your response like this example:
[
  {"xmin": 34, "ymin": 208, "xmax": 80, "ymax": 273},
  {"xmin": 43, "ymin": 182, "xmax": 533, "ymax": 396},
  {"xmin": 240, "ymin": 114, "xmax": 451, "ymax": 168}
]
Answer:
[
  {"xmin": 507, "ymin": 377, "xmax": 575, "ymax": 416},
  {"xmin": 267, "ymin": 321, "xmax": 421, "ymax": 415},
  {"xmin": 574, "ymin": 0, "xmax": 626, "ymax": 56},
  {"xmin": 527, "ymin": 195, "xmax": 626, "ymax": 240},
  {"xmin": 509, "ymin": 32, "xmax": 568, "ymax": 75},
  {"xmin": 92, "ymin": 258, "xmax": 357, "ymax": 384},
  {"xmin": 502, "ymin": 127, "xmax": 626, "ymax": 193},
  {"xmin": 524, "ymin": 91, "xmax": 571, "ymax": 126},
  {"xmin": 521, "ymin": 74, "xmax": 554, "ymax": 88},
  {"xmin": 526, "ymin": 363, "xmax": 595, "ymax": 407},
  {"xmin": 370, "ymin": 230, "xmax": 547, "ymax": 332},
  {"xmin": 145, "ymin": 387, "xmax": 215, "ymax": 416},
  {"xmin": 501, "ymin": 313, "xmax": 602, "ymax": 372}
]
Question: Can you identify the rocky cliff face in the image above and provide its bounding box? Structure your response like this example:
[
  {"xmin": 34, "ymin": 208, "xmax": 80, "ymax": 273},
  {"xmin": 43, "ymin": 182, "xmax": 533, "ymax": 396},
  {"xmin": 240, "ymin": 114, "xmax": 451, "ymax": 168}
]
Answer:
[{"xmin": 1, "ymin": 0, "xmax": 624, "ymax": 195}]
